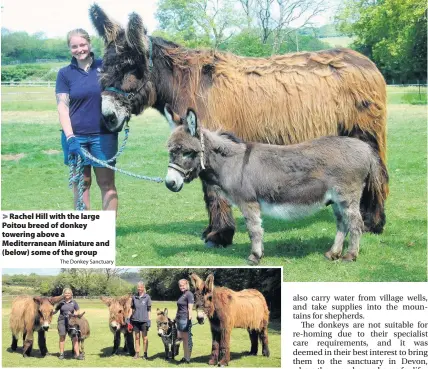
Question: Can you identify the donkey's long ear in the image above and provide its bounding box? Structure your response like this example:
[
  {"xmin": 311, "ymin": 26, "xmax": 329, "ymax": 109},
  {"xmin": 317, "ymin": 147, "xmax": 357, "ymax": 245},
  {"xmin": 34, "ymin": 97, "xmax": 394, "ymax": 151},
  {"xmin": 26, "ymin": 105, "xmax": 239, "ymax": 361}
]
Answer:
[
  {"xmin": 49, "ymin": 295, "xmax": 64, "ymax": 305},
  {"xmin": 89, "ymin": 3, "xmax": 122, "ymax": 44},
  {"xmin": 119, "ymin": 295, "xmax": 132, "ymax": 307},
  {"xmin": 205, "ymin": 274, "xmax": 214, "ymax": 293},
  {"xmin": 186, "ymin": 109, "xmax": 198, "ymax": 137},
  {"xmin": 164, "ymin": 308, "xmax": 168, "ymax": 317},
  {"xmin": 77, "ymin": 311, "xmax": 86, "ymax": 319},
  {"xmin": 190, "ymin": 273, "xmax": 204, "ymax": 290},
  {"xmin": 126, "ymin": 12, "xmax": 149, "ymax": 55},
  {"xmin": 33, "ymin": 297, "xmax": 42, "ymax": 305},
  {"xmin": 164, "ymin": 104, "xmax": 182, "ymax": 130},
  {"xmin": 100, "ymin": 296, "xmax": 113, "ymax": 306}
]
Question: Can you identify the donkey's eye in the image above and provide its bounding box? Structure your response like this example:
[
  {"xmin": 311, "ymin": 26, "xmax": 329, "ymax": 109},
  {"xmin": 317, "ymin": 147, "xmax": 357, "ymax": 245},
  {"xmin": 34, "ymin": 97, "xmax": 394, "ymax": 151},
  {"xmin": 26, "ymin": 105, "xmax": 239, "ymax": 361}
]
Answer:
[{"xmin": 183, "ymin": 151, "xmax": 196, "ymax": 159}]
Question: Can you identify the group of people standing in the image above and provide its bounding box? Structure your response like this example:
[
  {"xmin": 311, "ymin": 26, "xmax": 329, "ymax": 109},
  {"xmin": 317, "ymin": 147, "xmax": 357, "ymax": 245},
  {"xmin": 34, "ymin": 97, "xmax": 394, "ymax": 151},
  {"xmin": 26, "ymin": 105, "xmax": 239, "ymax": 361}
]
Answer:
[
  {"xmin": 126, "ymin": 280, "xmax": 194, "ymax": 363},
  {"xmin": 57, "ymin": 280, "xmax": 195, "ymax": 363}
]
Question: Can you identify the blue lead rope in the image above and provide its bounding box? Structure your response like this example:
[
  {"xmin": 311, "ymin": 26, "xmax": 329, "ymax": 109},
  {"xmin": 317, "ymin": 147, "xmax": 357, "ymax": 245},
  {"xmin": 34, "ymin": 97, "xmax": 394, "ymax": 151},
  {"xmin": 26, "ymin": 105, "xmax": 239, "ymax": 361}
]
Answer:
[{"xmin": 67, "ymin": 129, "xmax": 163, "ymax": 211}]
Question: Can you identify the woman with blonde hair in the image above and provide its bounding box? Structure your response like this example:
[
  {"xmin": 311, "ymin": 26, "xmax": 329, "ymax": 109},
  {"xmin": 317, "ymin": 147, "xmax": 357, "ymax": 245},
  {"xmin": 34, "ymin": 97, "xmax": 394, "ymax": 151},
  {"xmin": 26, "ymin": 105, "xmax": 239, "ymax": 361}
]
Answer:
[
  {"xmin": 176, "ymin": 279, "xmax": 194, "ymax": 364},
  {"xmin": 56, "ymin": 28, "xmax": 118, "ymax": 211},
  {"xmin": 127, "ymin": 281, "xmax": 152, "ymax": 359},
  {"xmin": 55, "ymin": 288, "xmax": 82, "ymax": 360}
]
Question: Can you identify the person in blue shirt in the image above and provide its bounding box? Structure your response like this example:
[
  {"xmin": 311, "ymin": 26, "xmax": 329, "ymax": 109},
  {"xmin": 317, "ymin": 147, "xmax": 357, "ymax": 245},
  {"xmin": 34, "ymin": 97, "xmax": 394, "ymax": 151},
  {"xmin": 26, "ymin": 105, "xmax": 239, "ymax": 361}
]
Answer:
[{"xmin": 56, "ymin": 28, "xmax": 118, "ymax": 212}]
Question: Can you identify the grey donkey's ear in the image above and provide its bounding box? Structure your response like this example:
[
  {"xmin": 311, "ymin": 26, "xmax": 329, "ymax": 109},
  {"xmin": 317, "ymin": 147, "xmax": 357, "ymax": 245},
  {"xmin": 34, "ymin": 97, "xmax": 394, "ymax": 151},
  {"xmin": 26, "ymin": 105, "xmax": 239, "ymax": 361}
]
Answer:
[
  {"xmin": 186, "ymin": 109, "xmax": 198, "ymax": 137},
  {"xmin": 164, "ymin": 104, "xmax": 182, "ymax": 131}
]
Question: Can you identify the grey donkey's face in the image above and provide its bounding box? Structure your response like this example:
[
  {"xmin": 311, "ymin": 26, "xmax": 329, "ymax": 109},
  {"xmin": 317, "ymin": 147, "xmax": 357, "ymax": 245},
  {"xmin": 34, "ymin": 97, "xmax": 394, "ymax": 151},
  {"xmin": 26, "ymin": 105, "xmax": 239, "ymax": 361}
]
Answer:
[{"xmin": 164, "ymin": 104, "xmax": 202, "ymax": 192}]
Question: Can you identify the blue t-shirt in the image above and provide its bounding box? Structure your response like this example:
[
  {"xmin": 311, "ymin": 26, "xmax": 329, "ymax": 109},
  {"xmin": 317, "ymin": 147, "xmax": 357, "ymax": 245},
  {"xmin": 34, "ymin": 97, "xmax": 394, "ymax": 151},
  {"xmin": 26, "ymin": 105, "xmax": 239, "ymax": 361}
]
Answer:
[{"xmin": 55, "ymin": 53, "xmax": 108, "ymax": 135}]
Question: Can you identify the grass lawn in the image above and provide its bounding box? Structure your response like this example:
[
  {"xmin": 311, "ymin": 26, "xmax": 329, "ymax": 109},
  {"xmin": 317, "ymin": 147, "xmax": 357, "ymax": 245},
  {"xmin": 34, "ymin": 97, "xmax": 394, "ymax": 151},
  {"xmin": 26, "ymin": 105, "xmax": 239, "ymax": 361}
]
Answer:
[
  {"xmin": 1, "ymin": 87, "xmax": 426, "ymax": 281},
  {"xmin": 2, "ymin": 298, "xmax": 281, "ymax": 367}
]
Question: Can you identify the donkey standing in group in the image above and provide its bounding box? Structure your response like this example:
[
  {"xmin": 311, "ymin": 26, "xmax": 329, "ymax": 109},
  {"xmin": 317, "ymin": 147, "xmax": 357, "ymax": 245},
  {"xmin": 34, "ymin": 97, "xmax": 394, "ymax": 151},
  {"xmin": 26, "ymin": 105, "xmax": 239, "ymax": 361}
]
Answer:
[
  {"xmin": 66, "ymin": 312, "xmax": 90, "ymax": 359},
  {"xmin": 191, "ymin": 273, "xmax": 270, "ymax": 366},
  {"xmin": 156, "ymin": 308, "xmax": 181, "ymax": 360},
  {"xmin": 165, "ymin": 106, "xmax": 385, "ymax": 264},
  {"xmin": 100, "ymin": 295, "xmax": 135, "ymax": 356},
  {"xmin": 9, "ymin": 295, "xmax": 64, "ymax": 357},
  {"xmin": 89, "ymin": 4, "xmax": 388, "ymax": 248}
]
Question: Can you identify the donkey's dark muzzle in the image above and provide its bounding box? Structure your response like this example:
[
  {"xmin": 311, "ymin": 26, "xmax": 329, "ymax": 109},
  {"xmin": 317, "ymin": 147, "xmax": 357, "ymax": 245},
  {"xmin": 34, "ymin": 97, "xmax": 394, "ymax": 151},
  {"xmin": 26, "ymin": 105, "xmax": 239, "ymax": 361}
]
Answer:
[
  {"xmin": 197, "ymin": 317, "xmax": 204, "ymax": 325},
  {"xmin": 102, "ymin": 114, "xmax": 126, "ymax": 133},
  {"xmin": 165, "ymin": 179, "xmax": 183, "ymax": 192}
]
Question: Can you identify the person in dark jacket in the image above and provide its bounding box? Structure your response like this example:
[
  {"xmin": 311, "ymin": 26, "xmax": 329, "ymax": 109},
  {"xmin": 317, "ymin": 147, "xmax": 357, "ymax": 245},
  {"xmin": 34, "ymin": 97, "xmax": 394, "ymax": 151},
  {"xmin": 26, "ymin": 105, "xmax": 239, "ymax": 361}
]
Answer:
[
  {"xmin": 127, "ymin": 281, "xmax": 152, "ymax": 359},
  {"xmin": 176, "ymin": 279, "xmax": 194, "ymax": 364},
  {"xmin": 55, "ymin": 288, "xmax": 82, "ymax": 360}
]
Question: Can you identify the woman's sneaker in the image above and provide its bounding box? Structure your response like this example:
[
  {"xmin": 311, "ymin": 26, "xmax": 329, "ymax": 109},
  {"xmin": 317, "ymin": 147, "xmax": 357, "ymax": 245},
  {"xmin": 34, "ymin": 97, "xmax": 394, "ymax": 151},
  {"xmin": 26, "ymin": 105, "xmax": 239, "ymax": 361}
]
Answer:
[
  {"xmin": 179, "ymin": 357, "xmax": 190, "ymax": 364},
  {"xmin": 133, "ymin": 353, "xmax": 140, "ymax": 359},
  {"xmin": 59, "ymin": 353, "xmax": 65, "ymax": 360}
]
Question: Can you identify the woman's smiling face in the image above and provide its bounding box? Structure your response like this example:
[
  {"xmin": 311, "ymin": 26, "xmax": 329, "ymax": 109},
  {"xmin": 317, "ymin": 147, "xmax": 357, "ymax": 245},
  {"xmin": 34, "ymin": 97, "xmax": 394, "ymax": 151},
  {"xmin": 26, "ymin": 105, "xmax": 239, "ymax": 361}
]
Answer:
[
  {"xmin": 179, "ymin": 281, "xmax": 187, "ymax": 292},
  {"xmin": 64, "ymin": 290, "xmax": 72, "ymax": 300},
  {"xmin": 69, "ymin": 35, "xmax": 91, "ymax": 61}
]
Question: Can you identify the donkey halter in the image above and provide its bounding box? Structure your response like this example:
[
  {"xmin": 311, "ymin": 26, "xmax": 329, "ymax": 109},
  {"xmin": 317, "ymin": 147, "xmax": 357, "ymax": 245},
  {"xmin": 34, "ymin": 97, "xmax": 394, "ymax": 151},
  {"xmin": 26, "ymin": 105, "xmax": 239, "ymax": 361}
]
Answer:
[
  {"xmin": 168, "ymin": 131, "xmax": 206, "ymax": 179},
  {"xmin": 104, "ymin": 83, "xmax": 145, "ymax": 101}
]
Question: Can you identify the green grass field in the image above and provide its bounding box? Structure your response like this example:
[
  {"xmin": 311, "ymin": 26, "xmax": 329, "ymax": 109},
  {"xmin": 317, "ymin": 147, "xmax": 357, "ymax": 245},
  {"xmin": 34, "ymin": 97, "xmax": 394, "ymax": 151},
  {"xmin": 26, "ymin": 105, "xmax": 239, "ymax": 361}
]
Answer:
[
  {"xmin": 2, "ymin": 298, "xmax": 281, "ymax": 367},
  {"xmin": 1, "ymin": 86, "xmax": 427, "ymax": 281}
]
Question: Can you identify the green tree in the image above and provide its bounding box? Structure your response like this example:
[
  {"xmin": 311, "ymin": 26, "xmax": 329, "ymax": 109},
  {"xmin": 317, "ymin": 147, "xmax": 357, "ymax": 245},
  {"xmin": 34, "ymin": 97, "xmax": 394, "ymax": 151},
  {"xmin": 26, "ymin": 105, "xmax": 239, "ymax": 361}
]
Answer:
[
  {"xmin": 156, "ymin": 0, "xmax": 242, "ymax": 48},
  {"xmin": 336, "ymin": 0, "xmax": 427, "ymax": 83}
]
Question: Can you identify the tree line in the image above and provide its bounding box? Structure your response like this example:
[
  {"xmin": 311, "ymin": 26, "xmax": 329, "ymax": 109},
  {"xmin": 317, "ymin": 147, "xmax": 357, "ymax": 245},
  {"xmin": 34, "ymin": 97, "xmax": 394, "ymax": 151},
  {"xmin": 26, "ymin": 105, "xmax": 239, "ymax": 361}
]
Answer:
[
  {"xmin": 2, "ymin": 268, "xmax": 281, "ymax": 316},
  {"xmin": 336, "ymin": 0, "xmax": 426, "ymax": 83},
  {"xmin": 2, "ymin": 1, "xmax": 425, "ymax": 82}
]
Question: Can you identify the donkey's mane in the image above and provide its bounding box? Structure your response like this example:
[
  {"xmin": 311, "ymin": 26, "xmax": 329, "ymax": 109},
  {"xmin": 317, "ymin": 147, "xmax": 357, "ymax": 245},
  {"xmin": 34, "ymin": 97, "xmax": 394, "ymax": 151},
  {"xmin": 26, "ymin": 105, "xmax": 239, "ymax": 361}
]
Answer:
[{"xmin": 218, "ymin": 131, "xmax": 245, "ymax": 144}]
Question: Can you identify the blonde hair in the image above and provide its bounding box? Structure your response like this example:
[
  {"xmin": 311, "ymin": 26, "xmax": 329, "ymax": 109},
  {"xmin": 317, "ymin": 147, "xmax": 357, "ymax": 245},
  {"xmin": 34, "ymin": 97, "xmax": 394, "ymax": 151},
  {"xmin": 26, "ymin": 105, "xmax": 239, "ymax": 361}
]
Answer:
[
  {"xmin": 62, "ymin": 288, "xmax": 73, "ymax": 297},
  {"xmin": 178, "ymin": 279, "xmax": 189, "ymax": 290},
  {"xmin": 137, "ymin": 281, "xmax": 145, "ymax": 290},
  {"xmin": 67, "ymin": 28, "xmax": 91, "ymax": 47}
]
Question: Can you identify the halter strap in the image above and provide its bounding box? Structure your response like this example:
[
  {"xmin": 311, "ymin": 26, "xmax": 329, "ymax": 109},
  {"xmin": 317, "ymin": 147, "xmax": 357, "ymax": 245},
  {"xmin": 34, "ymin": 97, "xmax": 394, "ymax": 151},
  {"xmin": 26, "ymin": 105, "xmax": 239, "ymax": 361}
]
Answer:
[
  {"xmin": 168, "ymin": 131, "xmax": 206, "ymax": 178},
  {"xmin": 104, "ymin": 87, "xmax": 133, "ymax": 98},
  {"xmin": 148, "ymin": 36, "xmax": 154, "ymax": 71}
]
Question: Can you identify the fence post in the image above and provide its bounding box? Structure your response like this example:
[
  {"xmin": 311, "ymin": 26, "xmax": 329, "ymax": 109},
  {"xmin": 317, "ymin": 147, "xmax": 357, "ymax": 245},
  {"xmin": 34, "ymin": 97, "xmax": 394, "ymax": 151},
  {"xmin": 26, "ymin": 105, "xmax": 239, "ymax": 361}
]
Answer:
[{"xmin": 418, "ymin": 80, "xmax": 421, "ymax": 100}]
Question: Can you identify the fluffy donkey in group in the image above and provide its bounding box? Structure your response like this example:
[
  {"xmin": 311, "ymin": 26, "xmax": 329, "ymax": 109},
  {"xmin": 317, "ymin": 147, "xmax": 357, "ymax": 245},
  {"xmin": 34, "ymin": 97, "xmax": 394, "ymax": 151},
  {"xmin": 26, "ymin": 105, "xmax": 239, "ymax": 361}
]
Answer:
[
  {"xmin": 9, "ymin": 295, "xmax": 64, "ymax": 357},
  {"xmin": 100, "ymin": 295, "xmax": 135, "ymax": 356},
  {"xmin": 165, "ymin": 106, "xmax": 385, "ymax": 264},
  {"xmin": 66, "ymin": 312, "xmax": 90, "ymax": 359},
  {"xmin": 191, "ymin": 273, "xmax": 270, "ymax": 366},
  {"xmin": 156, "ymin": 308, "xmax": 181, "ymax": 360},
  {"xmin": 89, "ymin": 4, "xmax": 388, "ymax": 249}
]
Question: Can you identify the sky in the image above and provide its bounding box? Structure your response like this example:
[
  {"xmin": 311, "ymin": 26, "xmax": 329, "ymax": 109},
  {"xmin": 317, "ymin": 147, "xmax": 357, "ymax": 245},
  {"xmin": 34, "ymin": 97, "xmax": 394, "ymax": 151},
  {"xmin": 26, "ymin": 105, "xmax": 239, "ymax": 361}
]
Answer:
[
  {"xmin": 1, "ymin": 0, "xmax": 159, "ymax": 38},
  {"xmin": 1, "ymin": 0, "xmax": 340, "ymax": 39},
  {"xmin": 2, "ymin": 268, "xmax": 62, "ymax": 275}
]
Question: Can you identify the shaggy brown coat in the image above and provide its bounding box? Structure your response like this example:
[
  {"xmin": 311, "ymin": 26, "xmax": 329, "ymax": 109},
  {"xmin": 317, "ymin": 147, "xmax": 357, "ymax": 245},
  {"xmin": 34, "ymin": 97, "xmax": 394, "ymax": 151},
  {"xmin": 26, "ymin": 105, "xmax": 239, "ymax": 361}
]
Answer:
[
  {"xmin": 191, "ymin": 273, "xmax": 269, "ymax": 366},
  {"xmin": 90, "ymin": 5, "xmax": 388, "ymax": 245},
  {"xmin": 100, "ymin": 295, "xmax": 135, "ymax": 356},
  {"xmin": 9, "ymin": 295, "xmax": 63, "ymax": 357}
]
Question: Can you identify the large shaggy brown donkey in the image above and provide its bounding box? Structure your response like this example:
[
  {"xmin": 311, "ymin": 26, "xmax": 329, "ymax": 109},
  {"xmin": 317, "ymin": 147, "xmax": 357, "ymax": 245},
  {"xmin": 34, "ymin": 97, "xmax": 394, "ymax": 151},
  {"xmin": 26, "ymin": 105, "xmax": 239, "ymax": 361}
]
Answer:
[
  {"xmin": 9, "ymin": 295, "xmax": 63, "ymax": 357},
  {"xmin": 90, "ymin": 4, "xmax": 388, "ymax": 247},
  {"xmin": 191, "ymin": 273, "xmax": 270, "ymax": 366},
  {"xmin": 100, "ymin": 295, "xmax": 135, "ymax": 356}
]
